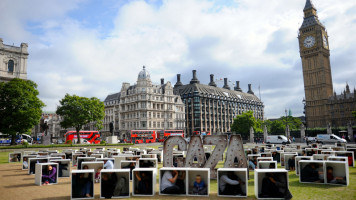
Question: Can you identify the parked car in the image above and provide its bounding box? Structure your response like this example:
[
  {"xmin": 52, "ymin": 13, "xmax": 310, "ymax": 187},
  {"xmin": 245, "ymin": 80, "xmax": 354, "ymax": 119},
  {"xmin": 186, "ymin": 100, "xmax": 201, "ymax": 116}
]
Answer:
[
  {"xmin": 316, "ymin": 134, "xmax": 346, "ymax": 144},
  {"xmin": 266, "ymin": 135, "xmax": 290, "ymax": 144}
]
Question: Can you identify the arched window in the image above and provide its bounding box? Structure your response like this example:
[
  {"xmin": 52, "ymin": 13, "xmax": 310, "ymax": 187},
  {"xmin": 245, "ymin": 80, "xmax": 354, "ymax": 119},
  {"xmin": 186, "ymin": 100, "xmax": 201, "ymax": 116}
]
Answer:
[{"xmin": 8, "ymin": 60, "xmax": 14, "ymax": 73}]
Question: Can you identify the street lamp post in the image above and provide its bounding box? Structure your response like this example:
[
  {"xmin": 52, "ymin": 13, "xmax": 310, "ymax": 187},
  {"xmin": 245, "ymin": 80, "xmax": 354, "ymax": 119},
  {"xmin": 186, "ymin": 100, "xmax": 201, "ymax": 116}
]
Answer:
[
  {"xmin": 302, "ymin": 98, "xmax": 307, "ymax": 134},
  {"xmin": 285, "ymin": 109, "xmax": 288, "ymax": 139}
]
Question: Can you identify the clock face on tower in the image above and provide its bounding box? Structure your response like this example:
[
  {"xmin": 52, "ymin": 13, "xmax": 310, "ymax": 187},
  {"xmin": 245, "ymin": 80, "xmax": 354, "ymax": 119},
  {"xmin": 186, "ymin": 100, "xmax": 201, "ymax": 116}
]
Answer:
[{"xmin": 303, "ymin": 36, "xmax": 316, "ymax": 48}]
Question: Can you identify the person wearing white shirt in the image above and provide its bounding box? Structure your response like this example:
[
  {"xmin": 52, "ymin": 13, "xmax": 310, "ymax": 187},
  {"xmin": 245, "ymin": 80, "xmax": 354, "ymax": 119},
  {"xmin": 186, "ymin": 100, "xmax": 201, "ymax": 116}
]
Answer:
[
  {"xmin": 104, "ymin": 160, "xmax": 114, "ymax": 169},
  {"xmin": 161, "ymin": 170, "xmax": 185, "ymax": 194},
  {"xmin": 219, "ymin": 172, "xmax": 244, "ymax": 196}
]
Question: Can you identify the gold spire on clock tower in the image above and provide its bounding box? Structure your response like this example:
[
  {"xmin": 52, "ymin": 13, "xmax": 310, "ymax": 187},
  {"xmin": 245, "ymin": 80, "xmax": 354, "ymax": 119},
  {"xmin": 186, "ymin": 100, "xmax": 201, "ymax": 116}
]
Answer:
[{"xmin": 298, "ymin": 0, "xmax": 333, "ymax": 128}]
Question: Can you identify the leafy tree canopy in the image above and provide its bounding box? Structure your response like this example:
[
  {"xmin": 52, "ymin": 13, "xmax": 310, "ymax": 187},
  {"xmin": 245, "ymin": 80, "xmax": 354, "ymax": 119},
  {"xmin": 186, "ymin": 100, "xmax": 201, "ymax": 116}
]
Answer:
[
  {"xmin": 269, "ymin": 120, "xmax": 285, "ymax": 133},
  {"xmin": 231, "ymin": 111, "xmax": 258, "ymax": 138},
  {"xmin": 56, "ymin": 94, "xmax": 104, "ymax": 144},
  {"xmin": 263, "ymin": 116, "xmax": 303, "ymax": 134},
  {"xmin": 0, "ymin": 79, "xmax": 45, "ymax": 145},
  {"xmin": 352, "ymin": 111, "xmax": 356, "ymax": 120}
]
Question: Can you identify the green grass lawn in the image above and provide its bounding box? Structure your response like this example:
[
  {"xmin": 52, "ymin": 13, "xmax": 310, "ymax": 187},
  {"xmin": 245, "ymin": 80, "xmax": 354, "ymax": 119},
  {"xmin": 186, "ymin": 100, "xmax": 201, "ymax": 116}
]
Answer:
[{"xmin": 1, "ymin": 146, "xmax": 356, "ymax": 199}]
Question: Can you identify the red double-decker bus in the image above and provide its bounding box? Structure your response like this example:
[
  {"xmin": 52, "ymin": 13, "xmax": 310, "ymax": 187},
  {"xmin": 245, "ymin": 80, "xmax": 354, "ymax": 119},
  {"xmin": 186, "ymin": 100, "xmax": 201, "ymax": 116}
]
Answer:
[
  {"xmin": 64, "ymin": 131, "xmax": 101, "ymax": 144},
  {"xmin": 131, "ymin": 130, "xmax": 156, "ymax": 144},
  {"xmin": 157, "ymin": 130, "xmax": 184, "ymax": 142}
]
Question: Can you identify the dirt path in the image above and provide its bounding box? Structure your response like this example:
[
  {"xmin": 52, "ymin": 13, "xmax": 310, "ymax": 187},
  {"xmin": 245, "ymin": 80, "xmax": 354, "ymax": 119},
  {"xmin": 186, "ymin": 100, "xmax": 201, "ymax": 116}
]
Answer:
[{"xmin": 0, "ymin": 163, "xmax": 75, "ymax": 200}]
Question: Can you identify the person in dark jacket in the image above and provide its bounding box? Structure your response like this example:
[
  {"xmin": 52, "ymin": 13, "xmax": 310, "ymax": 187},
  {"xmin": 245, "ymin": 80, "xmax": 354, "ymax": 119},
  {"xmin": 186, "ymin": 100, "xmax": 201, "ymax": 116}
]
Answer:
[
  {"xmin": 101, "ymin": 173, "xmax": 117, "ymax": 198},
  {"xmin": 301, "ymin": 163, "xmax": 323, "ymax": 182},
  {"xmin": 72, "ymin": 173, "xmax": 93, "ymax": 198},
  {"xmin": 287, "ymin": 156, "xmax": 296, "ymax": 171},
  {"xmin": 260, "ymin": 173, "xmax": 292, "ymax": 199},
  {"xmin": 135, "ymin": 171, "xmax": 152, "ymax": 195}
]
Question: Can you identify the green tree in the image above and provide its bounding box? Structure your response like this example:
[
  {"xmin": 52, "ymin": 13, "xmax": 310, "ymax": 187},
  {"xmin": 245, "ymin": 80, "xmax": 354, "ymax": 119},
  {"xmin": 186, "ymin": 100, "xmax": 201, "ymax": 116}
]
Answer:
[
  {"xmin": 270, "ymin": 120, "xmax": 285, "ymax": 133},
  {"xmin": 267, "ymin": 116, "xmax": 302, "ymax": 134},
  {"xmin": 0, "ymin": 79, "xmax": 45, "ymax": 145},
  {"xmin": 261, "ymin": 120, "xmax": 272, "ymax": 133},
  {"xmin": 56, "ymin": 94, "xmax": 105, "ymax": 144},
  {"xmin": 255, "ymin": 119, "xmax": 265, "ymax": 133},
  {"xmin": 352, "ymin": 111, "xmax": 356, "ymax": 120},
  {"xmin": 280, "ymin": 116, "xmax": 302, "ymax": 130},
  {"xmin": 231, "ymin": 111, "xmax": 258, "ymax": 138}
]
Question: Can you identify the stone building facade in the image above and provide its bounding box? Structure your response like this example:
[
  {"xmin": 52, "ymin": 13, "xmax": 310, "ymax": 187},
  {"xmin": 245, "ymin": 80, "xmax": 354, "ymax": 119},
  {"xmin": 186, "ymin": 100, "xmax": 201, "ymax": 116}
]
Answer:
[
  {"xmin": 119, "ymin": 67, "xmax": 186, "ymax": 135},
  {"xmin": 0, "ymin": 38, "xmax": 28, "ymax": 82},
  {"xmin": 31, "ymin": 112, "xmax": 62, "ymax": 139},
  {"xmin": 173, "ymin": 70, "xmax": 264, "ymax": 136},
  {"xmin": 299, "ymin": 0, "xmax": 356, "ymax": 128},
  {"xmin": 103, "ymin": 92, "xmax": 121, "ymax": 136},
  {"xmin": 104, "ymin": 67, "xmax": 185, "ymax": 138},
  {"xmin": 327, "ymin": 85, "xmax": 356, "ymax": 127}
]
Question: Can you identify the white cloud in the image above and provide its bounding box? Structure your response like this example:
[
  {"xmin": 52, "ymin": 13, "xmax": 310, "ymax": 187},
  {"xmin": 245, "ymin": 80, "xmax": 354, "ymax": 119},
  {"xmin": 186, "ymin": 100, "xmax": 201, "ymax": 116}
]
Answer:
[{"xmin": 1, "ymin": 0, "xmax": 355, "ymax": 118}]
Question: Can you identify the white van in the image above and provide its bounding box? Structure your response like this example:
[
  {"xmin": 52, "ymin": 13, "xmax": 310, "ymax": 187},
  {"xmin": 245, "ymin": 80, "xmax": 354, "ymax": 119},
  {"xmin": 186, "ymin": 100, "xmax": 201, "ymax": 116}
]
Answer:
[
  {"xmin": 316, "ymin": 134, "xmax": 346, "ymax": 144},
  {"xmin": 266, "ymin": 135, "xmax": 290, "ymax": 144}
]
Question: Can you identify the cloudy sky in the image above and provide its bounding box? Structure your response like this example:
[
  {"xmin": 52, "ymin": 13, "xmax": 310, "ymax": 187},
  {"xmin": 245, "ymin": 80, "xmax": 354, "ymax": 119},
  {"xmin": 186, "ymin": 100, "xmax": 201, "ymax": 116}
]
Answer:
[{"xmin": 1, "ymin": 0, "xmax": 355, "ymax": 118}]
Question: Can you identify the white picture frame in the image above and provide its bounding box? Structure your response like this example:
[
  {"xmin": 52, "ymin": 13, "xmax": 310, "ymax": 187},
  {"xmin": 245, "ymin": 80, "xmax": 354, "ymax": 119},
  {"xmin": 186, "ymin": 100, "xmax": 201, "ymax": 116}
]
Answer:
[
  {"xmin": 132, "ymin": 168, "xmax": 156, "ymax": 196},
  {"xmin": 254, "ymin": 169, "xmax": 289, "ymax": 199},
  {"xmin": 35, "ymin": 162, "xmax": 59, "ymax": 186},
  {"xmin": 217, "ymin": 168, "xmax": 248, "ymax": 198},
  {"xmin": 100, "ymin": 169, "xmax": 130, "ymax": 199},
  {"xmin": 71, "ymin": 169, "xmax": 95, "ymax": 200}
]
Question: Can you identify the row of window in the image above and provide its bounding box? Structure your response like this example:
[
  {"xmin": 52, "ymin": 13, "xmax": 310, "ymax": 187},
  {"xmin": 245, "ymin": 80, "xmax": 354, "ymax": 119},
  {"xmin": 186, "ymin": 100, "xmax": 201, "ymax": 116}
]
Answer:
[
  {"xmin": 184, "ymin": 99, "xmax": 263, "ymax": 110},
  {"xmin": 122, "ymin": 95, "xmax": 175, "ymax": 103},
  {"xmin": 121, "ymin": 111, "xmax": 180, "ymax": 120},
  {"xmin": 121, "ymin": 121, "xmax": 175, "ymax": 129},
  {"xmin": 124, "ymin": 87, "xmax": 174, "ymax": 96},
  {"xmin": 105, "ymin": 100, "xmax": 119, "ymax": 106},
  {"xmin": 182, "ymin": 93, "xmax": 262, "ymax": 104},
  {"xmin": 120, "ymin": 102, "xmax": 182, "ymax": 111}
]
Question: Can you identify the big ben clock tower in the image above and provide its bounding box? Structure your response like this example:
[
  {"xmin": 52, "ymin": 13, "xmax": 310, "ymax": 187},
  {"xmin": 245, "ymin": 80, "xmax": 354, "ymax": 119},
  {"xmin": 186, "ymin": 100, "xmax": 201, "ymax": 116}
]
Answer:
[{"xmin": 298, "ymin": 0, "xmax": 333, "ymax": 128}]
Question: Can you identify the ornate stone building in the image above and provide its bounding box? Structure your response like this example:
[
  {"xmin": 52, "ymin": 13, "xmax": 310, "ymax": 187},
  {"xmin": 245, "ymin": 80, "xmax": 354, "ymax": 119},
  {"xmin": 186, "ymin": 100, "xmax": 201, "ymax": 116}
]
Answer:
[
  {"xmin": 117, "ymin": 66, "xmax": 185, "ymax": 137},
  {"xmin": 0, "ymin": 38, "xmax": 28, "ymax": 82},
  {"xmin": 327, "ymin": 85, "xmax": 356, "ymax": 127},
  {"xmin": 173, "ymin": 70, "xmax": 264, "ymax": 136},
  {"xmin": 299, "ymin": 0, "xmax": 356, "ymax": 128},
  {"xmin": 103, "ymin": 92, "xmax": 121, "ymax": 136},
  {"xmin": 31, "ymin": 112, "xmax": 62, "ymax": 140}
]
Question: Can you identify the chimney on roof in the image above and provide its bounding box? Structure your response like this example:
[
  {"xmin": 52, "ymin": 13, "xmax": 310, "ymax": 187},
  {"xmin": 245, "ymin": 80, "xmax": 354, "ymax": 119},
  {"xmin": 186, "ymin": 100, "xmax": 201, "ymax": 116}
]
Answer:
[
  {"xmin": 208, "ymin": 74, "xmax": 217, "ymax": 87},
  {"xmin": 190, "ymin": 70, "xmax": 200, "ymax": 84},
  {"xmin": 247, "ymin": 84, "xmax": 254, "ymax": 95},
  {"xmin": 174, "ymin": 74, "xmax": 183, "ymax": 87},
  {"xmin": 161, "ymin": 78, "xmax": 164, "ymax": 85},
  {"xmin": 234, "ymin": 81, "xmax": 242, "ymax": 92},
  {"xmin": 223, "ymin": 78, "xmax": 231, "ymax": 90}
]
